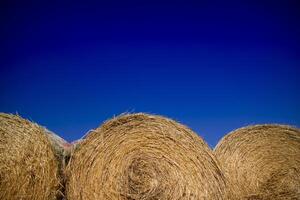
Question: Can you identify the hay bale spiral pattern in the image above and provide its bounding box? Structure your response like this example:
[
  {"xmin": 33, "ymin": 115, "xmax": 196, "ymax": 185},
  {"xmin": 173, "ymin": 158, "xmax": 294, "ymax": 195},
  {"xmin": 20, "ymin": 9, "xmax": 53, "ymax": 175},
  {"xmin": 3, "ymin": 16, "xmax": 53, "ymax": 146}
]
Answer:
[
  {"xmin": 0, "ymin": 113, "xmax": 62, "ymax": 200},
  {"xmin": 66, "ymin": 113, "xmax": 230, "ymax": 199},
  {"xmin": 214, "ymin": 124, "xmax": 300, "ymax": 199}
]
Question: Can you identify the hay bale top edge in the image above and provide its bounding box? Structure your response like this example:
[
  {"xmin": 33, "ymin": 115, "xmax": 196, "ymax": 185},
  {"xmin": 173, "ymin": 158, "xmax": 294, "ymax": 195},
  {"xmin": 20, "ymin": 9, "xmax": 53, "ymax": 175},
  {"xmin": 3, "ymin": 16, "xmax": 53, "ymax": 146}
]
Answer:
[
  {"xmin": 214, "ymin": 124, "xmax": 300, "ymax": 150},
  {"xmin": 78, "ymin": 112, "xmax": 209, "ymax": 150}
]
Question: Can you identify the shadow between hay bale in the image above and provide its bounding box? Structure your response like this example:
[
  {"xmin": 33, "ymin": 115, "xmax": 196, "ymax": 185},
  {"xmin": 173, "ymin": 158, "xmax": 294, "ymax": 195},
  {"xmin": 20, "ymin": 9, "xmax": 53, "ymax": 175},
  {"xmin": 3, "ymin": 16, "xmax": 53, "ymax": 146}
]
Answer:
[
  {"xmin": 214, "ymin": 124, "xmax": 300, "ymax": 200},
  {"xmin": 66, "ymin": 113, "xmax": 231, "ymax": 199},
  {"xmin": 0, "ymin": 113, "xmax": 65, "ymax": 200}
]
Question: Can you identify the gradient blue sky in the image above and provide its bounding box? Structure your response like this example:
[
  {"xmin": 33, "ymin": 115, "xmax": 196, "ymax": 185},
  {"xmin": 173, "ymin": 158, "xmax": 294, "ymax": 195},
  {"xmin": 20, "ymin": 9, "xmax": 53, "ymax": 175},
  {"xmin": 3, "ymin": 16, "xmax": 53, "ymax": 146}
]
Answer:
[{"xmin": 1, "ymin": 1, "xmax": 300, "ymax": 147}]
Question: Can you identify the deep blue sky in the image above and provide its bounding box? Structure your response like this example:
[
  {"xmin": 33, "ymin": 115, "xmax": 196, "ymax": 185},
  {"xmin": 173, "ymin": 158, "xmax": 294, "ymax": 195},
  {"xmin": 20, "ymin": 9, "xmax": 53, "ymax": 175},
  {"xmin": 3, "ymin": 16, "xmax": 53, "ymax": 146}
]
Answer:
[{"xmin": 1, "ymin": 1, "xmax": 300, "ymax": 147}]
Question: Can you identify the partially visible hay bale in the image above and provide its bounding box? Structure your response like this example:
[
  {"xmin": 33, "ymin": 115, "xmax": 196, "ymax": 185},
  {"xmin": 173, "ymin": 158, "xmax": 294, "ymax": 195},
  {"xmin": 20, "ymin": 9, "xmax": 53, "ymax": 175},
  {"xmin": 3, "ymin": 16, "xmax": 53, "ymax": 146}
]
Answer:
[
  {"xmin": 0, "ymin": 113, "xmax": 63, "ymax": 200},
  {"xmin": 66, "ymin": 113, "xmax": 231, "ymax": 199},
  {"xmin": 214, "ymin": 124, "xmax": 300, "ymax": 199}
]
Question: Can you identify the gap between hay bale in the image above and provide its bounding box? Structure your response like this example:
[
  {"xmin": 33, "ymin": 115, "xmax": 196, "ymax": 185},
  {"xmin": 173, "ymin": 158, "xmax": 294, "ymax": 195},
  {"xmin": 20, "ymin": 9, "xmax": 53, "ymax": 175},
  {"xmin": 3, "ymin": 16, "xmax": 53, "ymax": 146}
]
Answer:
[
  {"xmin": 214, "ymin": 124, "xmax": 300, "ymax": 200},
  {"xmin": 44, "ymin": 128, "xmax": 73, "ymax": 200},
  {"xmin": 65, "ymin": 113, "xmax": 232, "ymax": 200},
  {"xmin": 0, "ymin": 113, "xmax": 67, "ymax": 200}
]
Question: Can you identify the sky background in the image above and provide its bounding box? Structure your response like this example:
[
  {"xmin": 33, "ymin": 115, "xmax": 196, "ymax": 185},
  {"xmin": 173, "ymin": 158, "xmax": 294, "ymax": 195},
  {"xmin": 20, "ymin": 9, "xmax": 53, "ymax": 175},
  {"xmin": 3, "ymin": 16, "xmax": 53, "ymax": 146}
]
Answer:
[{"xmin": 1, "ymin": 1, "xmax": 300, "ymax": 147}]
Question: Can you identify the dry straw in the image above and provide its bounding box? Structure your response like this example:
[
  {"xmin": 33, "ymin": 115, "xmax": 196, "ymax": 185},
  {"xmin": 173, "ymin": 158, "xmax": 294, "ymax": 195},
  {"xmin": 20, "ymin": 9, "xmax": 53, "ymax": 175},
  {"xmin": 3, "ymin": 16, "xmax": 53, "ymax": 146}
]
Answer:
[
  {"xmin": 66, "ymin": 113, "xmax": 231, "ymax": 199},
  {"xmin": 214, "ymin": 124, "xmax": 300, "ymax": 199},
  {"xmin": 0, "ymin": 113, "xmax": 64, "ymax": 200}
]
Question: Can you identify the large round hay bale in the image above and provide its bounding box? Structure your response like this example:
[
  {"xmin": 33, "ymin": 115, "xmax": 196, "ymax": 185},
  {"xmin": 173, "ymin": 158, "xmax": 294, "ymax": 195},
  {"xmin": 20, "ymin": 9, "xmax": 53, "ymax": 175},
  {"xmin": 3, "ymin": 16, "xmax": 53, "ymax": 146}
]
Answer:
[
  {"xmin": 214, "ymin": 124, "xmax": 300, "ymax": 199},
  {"xmin": 0, "ymin": 113, "xmax": 63, "ymax": 200},
  {"xmin": 66, "ymin": 113, "xmax": 230, "ymax": 199}
]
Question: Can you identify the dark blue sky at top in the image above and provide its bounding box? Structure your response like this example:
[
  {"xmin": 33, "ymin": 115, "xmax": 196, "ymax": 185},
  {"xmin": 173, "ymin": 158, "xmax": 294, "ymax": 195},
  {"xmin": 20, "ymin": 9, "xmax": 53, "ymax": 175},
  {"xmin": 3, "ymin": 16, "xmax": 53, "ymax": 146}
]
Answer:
[{"xmin": 1, "ymin": 1, "xmax": 300, "ymax": 147}]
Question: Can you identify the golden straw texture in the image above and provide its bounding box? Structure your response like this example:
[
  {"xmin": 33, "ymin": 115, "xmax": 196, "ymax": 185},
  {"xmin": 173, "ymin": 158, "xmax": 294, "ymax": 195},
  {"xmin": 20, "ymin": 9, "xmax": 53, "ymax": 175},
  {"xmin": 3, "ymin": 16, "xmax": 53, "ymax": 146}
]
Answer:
[
  {"xmin": 66, "ymin": 113, "xmax": 230, "ymax": 199},
  {"xmin": 0, "ymin": 113, "xmax": 62, "ymax": 200},
  {"xmin": 214, "ymin": 124, "xmax": 300, "ymax": 200}
]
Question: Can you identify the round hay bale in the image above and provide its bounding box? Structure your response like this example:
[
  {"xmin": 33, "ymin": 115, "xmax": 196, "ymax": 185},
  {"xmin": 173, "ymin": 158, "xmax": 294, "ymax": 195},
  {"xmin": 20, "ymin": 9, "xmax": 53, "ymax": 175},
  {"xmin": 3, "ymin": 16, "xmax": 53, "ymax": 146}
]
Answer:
[
  {"xmin": 66, "ymin": 113, "xmax": 230, "ymax": 199},
  {"xmin": 214, "ymin": 124, "xmax": 300, "ymax": 199},
  {"xmin": 0, "ymin": 113, "xmax": 63, "ymax": 200}
]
